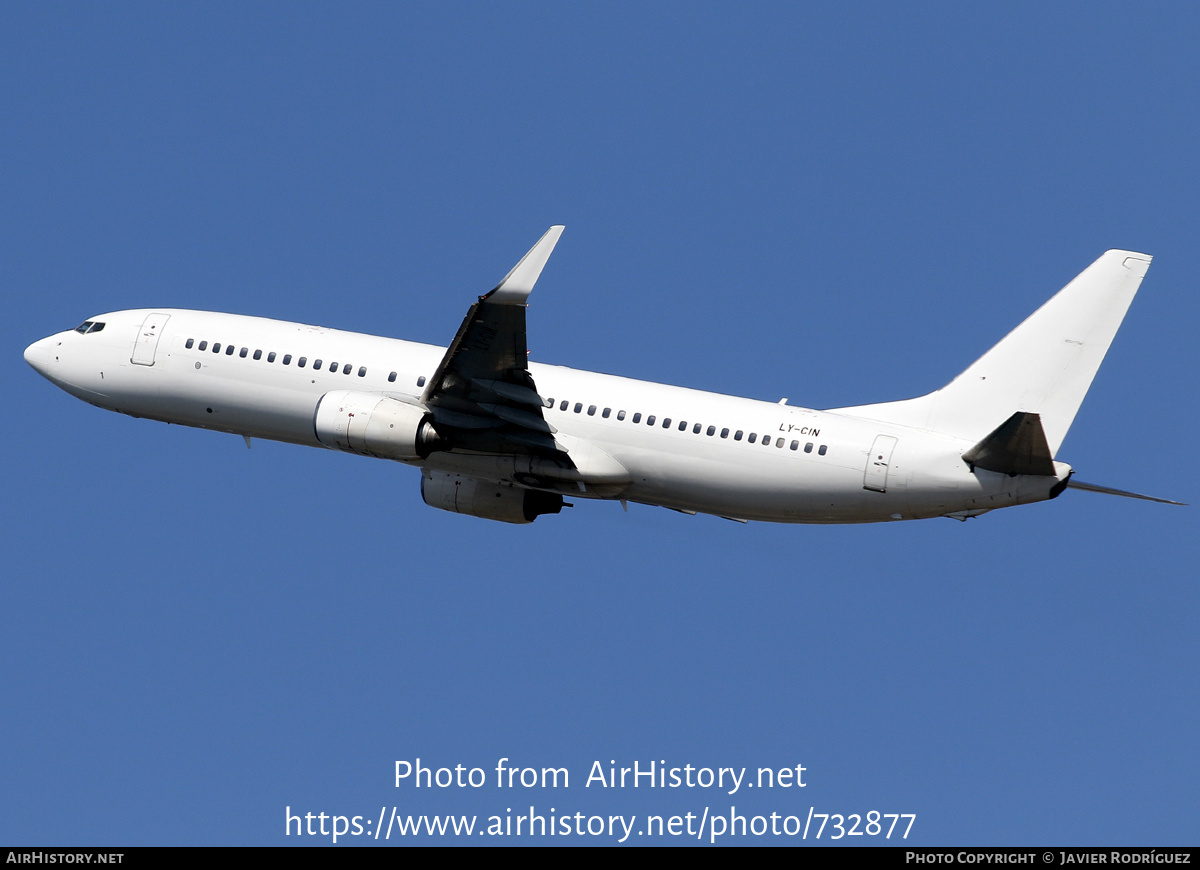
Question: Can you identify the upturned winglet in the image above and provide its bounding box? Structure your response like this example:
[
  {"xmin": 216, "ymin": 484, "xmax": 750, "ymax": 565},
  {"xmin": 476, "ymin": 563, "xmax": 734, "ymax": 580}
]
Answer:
[{"xmin": 483, "ymin": 225, "xmax": 565, "ymax": 305}]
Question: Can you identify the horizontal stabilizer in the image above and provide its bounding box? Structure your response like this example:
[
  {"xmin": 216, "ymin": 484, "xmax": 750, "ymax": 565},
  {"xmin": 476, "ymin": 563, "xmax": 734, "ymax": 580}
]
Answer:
[
  {"xmin": 961, "ymin": 411, "xmax": 1055, "ymax": 476},
  {"xmin": 1066, "ymin": 479, "xmax": 1186, "ymax": 505}
]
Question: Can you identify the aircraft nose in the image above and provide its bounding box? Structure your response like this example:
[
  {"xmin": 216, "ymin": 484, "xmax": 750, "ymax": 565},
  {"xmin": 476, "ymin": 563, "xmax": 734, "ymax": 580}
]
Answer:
[{"xmin": 24, "ymin": 336, "xmax": 51, "ymax": 376}]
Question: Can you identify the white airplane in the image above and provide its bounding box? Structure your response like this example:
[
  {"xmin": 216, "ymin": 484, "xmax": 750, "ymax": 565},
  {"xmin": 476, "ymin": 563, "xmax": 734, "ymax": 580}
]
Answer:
[{"xmin": 24, "ymin": 227, "xmax": 1183, "ymax": 523}]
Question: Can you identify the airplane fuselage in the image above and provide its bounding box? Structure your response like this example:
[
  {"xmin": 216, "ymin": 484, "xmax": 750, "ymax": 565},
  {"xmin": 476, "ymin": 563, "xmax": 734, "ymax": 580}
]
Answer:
[{"xmin": 24, "ymin": 307, "xmax": 1066, "ymax": 524}]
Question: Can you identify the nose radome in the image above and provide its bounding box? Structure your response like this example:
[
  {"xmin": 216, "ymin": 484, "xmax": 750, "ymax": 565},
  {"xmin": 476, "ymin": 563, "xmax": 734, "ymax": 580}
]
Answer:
[{"xmin": 24, "ymin": 337, "xmax": 50, "ymax": 375}]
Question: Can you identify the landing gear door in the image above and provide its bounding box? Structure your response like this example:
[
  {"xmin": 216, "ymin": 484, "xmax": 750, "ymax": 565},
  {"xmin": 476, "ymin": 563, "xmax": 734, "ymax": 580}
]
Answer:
[
  {"xmin": 863, "ymin": 435, "xmax": 898, "ymax": 493},
  {"xmin": 131, "ymin": 312, "xmax": 171, "ymax": 366}
]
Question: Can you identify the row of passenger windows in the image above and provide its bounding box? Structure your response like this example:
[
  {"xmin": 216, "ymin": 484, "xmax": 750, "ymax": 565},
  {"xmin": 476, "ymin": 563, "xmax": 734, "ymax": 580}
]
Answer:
[
  {"xmin": 184, "ymin": 334, "xmax": 824, "ymax": 454},
  {"xmin": 185, "ymin": 337, "xmax": 428, "ymax": 388},
  {"xmin": 542, "ymin": 397, "xmax": 829, "ymax": 455}
]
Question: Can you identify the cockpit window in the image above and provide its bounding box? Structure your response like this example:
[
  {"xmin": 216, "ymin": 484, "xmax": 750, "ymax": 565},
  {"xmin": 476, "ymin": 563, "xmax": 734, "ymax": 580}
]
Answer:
[{"xmin": 74, "ymin": 321, "xmax": 105, "ymax": 335}]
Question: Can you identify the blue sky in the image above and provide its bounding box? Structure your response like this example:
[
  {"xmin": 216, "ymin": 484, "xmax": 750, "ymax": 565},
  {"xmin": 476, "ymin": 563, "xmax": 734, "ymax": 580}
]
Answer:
[{"xmin": 4, "ymin": 2, "xmax": 1197, "ymax": 846}]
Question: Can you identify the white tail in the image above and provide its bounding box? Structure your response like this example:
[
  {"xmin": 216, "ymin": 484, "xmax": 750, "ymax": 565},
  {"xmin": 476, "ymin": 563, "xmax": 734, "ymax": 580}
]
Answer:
[{"xmin": 832, "ymin": 250, "xmax": 1152, "ymax": 455}]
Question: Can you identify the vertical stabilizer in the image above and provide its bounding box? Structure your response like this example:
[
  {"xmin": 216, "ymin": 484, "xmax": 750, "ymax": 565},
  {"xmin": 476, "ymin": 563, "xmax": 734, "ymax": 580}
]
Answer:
[{"xmin": 831, "ymin": 250, "xmax": 1152, "ymax": 454}]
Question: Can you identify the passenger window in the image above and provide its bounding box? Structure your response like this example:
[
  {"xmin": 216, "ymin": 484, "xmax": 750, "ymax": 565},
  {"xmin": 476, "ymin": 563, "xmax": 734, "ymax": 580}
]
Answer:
[
  {"xmin": 358, "ymin": 367, "xmax": 366, "ymax": 377},
  {"xmin": 818, "ymin": 445, "xmax": 828, "ymax": 456},
  {"xmin": 254, "ymin": 350, "xmax": 263, "ymax": 360},
  {"xmin": 298, "ymin": 357, "xmax": 307, "ymax": 368},
  {"xmin": 417, "ymin": 376, "xmax": 426, "ymax": 387},
  {"xmin": 693, "ymin": 423, "xmax": 701, "ymax": 434},
  {"xmin": 602, "ymin": 408, "xmax": 611, "ymax": 418},
  {"xmin": 734, "ymin": 430, "xmax": 743, "ymax": 441},
  {"xmin": 226, "ymin": 345, "xmax": 235, "ymax": 355},
  {"xmin": 560, "ymin": 400, "xmax": 569, "ymax": 411},
  {"xmin": 283, "ymin": 355, "xmax": 292, "ymax": 365},
  {"xmin": 240, "ymin": 348, "xmax": 248, "ymax": 358},
  {"xmin": 388, "ymin": 372, "xmax": 397, "ymax": 383},
  {"xmin": 212, "ymin": 343, "xmax": 221, "ymax": 353},
  {"xmin": 268, "ymin": 352, "xmax": 276, "ymax": 363},
  {"xmin": 764, "ymin": 437, "xmax": 773, "ymax": 447},
  {"xmin": 186, "ymin": 338, "xmax": 194, "ymax": 349},
  {"xmin": 777, "ymin": 438, "xmax": 784, "ymax": 448},
  {"xmin": 790, "ymin": 440, "xmax": 799, "ymax": 451},
  {"xmin": 617, "ymin": 410, "xmax": 626, "ymax": 421},
  {"xmin": 662, "ymin": 418, "xmax": 671, "ymax": 428},
  {"xmin": 748, "ymin": 432, "xmax": 756, "ymax": 443},
  {"xmin": 343, "ymin": 364, "xmax": 352, "ymax": 374},
  {"xmin": 804, "ymin": 442, "xmax": 813, "ymax": 453},
  {"xmin": 313, "ymin": 359, "xmax": 322, "ymax": 370},
  {"xmin": 588, "ymin": 405, "xmax": 597, "ymax": 416},
  {"xmin": 678, "ymin": 420, "xmax": 687, "ymax": 431},
  {"xmin": 721, "ymin": 428, "xmax": 729, "ymax": 438},
  {"xmin": 632, "ymin": 413, "xmax": 642, "ymax": 423},
  {"xmin": 329, "ymin": 361, "xmax": 337, "ymax": 371},
  {"xmin": 198, "ymin": 341, "xmax": 208, "ymax": 351},
  {"xmin": 647, "ymin": 415, "xmax": 656, "ymax": 426},
  {"xmin": 707, "ymin": 426, "xmax": 716, "ymax": 436},
  {"xmin": 574, "ymin": 403, "xmax": 582, "ymax": 413}
]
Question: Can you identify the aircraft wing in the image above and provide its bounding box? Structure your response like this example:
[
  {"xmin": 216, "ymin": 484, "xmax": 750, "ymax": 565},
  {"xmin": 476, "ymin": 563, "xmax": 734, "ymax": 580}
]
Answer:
[{"xmin": 420, "ymin": 226, "xmax": 565, "ymax": 453}]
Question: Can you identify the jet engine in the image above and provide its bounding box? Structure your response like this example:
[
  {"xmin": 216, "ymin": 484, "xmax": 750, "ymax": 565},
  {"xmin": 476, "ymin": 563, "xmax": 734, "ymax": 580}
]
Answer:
[
  {"xmin": 420, "ymin": 471, "xmax": 564, "ymax": 524},
  {"xmin": 314, "ymin": 390, "xmax": 441, "ymax": 461}
]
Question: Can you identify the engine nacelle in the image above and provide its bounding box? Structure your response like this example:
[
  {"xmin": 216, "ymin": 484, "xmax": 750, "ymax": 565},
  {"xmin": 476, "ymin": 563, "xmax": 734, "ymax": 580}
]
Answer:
[
  {"xmin": 314, "ymin": 390, "xmax": 440, "ymax": 461},
  {"xmin": 420, "ymin": 471, "xmax": 564, "ymax": 524}
]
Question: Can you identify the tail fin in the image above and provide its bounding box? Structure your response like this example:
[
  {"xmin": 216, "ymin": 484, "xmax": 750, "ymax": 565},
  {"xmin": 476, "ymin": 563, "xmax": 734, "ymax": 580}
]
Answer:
[{"xmin": 831, "ymin": 250, "xmax": 1152, "ymax": 454}]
